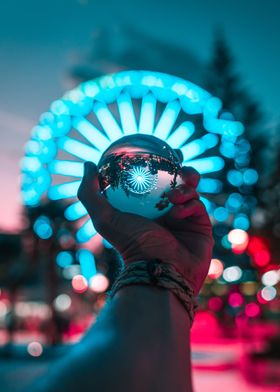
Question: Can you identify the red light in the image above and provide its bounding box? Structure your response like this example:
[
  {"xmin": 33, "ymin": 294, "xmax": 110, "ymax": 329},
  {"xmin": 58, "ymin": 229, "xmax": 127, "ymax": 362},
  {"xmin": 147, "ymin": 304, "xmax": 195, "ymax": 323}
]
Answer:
[
  {"xmin": 245, "ymin": 302, "xmax": 261, "ymax": 318},
  {"xmin": 247, "ymin": 236, "xmax": 266, "ymax": 253},
  {"xmin": 253, "ymin": 249, "xmax": 271, "ymax": 267},
  {"xmin": 228, "ymin": 292, "xmax": 244, "ymax": 308},
  {"xmin": 72, "ymin": 275, "xmax": 88, "ymax": 293},
  {"xmin": 208, "ymin": 297, "xmax": 223, "ymax": 311}
]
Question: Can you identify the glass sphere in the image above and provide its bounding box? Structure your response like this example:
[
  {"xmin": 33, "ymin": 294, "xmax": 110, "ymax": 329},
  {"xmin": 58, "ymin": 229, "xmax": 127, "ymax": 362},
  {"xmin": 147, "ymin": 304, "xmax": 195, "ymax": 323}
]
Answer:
[{"xmin": 98, "ymin": 134, "xmax": 183, "ymax": 218}]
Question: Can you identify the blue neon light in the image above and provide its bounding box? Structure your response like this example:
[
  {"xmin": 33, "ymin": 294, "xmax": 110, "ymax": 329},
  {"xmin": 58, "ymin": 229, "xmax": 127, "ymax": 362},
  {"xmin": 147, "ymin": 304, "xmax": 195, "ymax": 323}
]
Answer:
[
  {"xmin": 138, "ymin": 93, "xmax": 157, "ymax": 134},
  {"xmin": 33, "ymin": 216, "xmax": 53, "ymax": 239},
  {"xmin": 76, "ymin": 220, "xmax": 97, "ymax": 243},
  {"xmin": 77, "ymin": 249, "xmax": 97, "ymax": 281}
]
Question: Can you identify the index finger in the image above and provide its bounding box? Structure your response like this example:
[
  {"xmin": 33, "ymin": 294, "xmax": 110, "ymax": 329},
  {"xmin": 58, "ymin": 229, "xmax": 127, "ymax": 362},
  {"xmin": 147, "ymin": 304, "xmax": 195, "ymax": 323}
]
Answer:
[{"xmin": 179, "ymin": 166, "xmax": 200, "ymax": 188}]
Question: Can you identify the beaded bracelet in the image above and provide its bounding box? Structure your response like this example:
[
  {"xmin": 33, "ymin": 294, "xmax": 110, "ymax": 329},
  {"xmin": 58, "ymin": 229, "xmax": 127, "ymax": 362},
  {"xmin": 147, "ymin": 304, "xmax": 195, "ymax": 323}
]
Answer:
[{"xmin": 109, "ymin": 259, "xmax": 197, "ymax": 325}]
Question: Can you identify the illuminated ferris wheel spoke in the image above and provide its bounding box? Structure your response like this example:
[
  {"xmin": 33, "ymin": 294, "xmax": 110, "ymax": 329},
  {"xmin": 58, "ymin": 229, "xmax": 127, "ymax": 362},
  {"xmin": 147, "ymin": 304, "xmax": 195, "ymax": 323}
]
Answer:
[
  {"xmin": 94, "ymin": 101, "xmax": 123, "ymax": 141},
  {"xmin": 153, "ymin": 100, "xmax": 181, "ymax": 140},
  {"xmin": 117, "ymin": 93, "xmax": 138, "ymax": 135},
  {"xmin": 64, "ymin": 201, "xmax": 87, "ymax": 221},
  {"xmin": 185, "ymin": 156, "xmax": 224, "ymax": 174},
  {"xmin": 76, "ymin": 219, "xmax": 97, "ymax": 243},
  {"xmin": 138, "ymin": 93, "xmax": 157, "ymax": 134},
  {"xmin": 48, "ymin": 181, "xmax": 81, "ymax": 200},
  {"xmin": 181, "ymin": 134, "xmax": 219, "ymax": 161},
  {"xmin": 197, "ymin": 178, "xmax": 223, "ymax": 193},
  {"xmin": 166, "ymin": 121, "xmax": 195, "ymax": 148},
  {"xmin": 49, "ymin": 160, "xmax": 84, "ymax": 177},
  {"xmin": 72, "ymin": 117, "xmax": 111, "ymax": 151},
  {"xmin": 57, "ymin": 136, "xmax": 101, "ymax": 163}
]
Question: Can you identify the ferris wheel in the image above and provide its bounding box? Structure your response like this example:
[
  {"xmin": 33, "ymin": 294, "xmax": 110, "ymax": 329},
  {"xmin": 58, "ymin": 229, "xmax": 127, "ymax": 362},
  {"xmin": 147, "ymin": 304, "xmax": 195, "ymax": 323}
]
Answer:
[{"xmin": 21, "ymin": 70, "xmax": 244, "ymax": 243}]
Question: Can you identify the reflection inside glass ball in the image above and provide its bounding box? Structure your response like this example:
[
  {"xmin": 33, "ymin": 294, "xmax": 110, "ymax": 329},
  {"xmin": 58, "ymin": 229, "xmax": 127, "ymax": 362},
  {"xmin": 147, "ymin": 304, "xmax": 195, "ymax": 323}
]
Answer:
[
  {"xmin": 98, "ymin": 134, "xmax": 183, "ymax": 219},
  {"xmin": 126, "ymin": 166, "xmax": 158, "ymax": 195}
]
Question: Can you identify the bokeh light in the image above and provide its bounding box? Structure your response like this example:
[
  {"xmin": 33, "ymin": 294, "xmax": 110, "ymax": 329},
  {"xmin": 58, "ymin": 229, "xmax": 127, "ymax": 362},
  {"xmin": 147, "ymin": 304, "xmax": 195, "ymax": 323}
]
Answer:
[
  {"xmin": 27, "ymin": 342, "xmax": 43, "ymax": 357},
  {"xmin": 228, "ymin": 292, "xmax": 244, "ymax": 307},
  {"xmin": 56, "ymin": 251, "xmax": 73, "ymax": 268},
  {"xmin": 89, "ymin": 273, "xmax": 109, "ymax": 293},
  {"xmin": 72, "ymin": 274, "xmax": 88, "ymax": 293},
  {"xmin": 245, "ymin": 302, "xmax": 261, "ymax": 318},
  {"xmin": 33, "ymin": 215, "xmax": 53, "ymax": 239},
  {"xmin": 261, "ymin": 270, "xmax": 279, "ymax": 286},
  {"xmin": 54, "ymin": 294, "xmax": 72, "ymax": 312},
  {"xmin": 223, "ymin": 266, "xmax": 242, "ymax": 282},
  {"xmin": 208, "ymin": 258, "xmax": 224, "ymax": 279},
  {"xmin": 260, "ymin": 286, "xmax": 277, "ymax": 301}
]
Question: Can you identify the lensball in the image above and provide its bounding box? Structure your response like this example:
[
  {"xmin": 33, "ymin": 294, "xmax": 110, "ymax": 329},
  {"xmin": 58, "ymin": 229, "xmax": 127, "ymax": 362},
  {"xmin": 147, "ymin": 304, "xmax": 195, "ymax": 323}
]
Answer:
[{"xmin": 98, "ymin": 134, "xmax": 183, "ymax": 218}]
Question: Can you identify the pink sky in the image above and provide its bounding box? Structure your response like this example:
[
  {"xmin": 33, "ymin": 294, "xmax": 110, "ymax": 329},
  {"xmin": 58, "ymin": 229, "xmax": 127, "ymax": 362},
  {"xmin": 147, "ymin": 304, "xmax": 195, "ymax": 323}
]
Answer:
[{"xmin": 0, "ymin": 110, "xmax": 34, "ymax": 232}]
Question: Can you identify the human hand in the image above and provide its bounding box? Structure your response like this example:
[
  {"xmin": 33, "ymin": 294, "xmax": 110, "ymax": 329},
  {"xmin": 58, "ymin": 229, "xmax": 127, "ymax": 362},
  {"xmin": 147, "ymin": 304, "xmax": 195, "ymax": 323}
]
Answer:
[{"xmin": 78, "ymin": 162, "xmax": 213, "ymax": 295}]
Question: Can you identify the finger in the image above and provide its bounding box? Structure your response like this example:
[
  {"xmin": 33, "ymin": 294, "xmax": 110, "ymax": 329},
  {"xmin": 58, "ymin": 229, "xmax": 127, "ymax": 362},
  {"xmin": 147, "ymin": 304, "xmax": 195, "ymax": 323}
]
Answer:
[
  {"xmin": 167, "ymin": 185, "xmax": 199, "ymax": 205},
  {"xmin": 179, "ymin": 166, "xmax": 200, "ymax": 188},
  {"xmin": 78, "ymin": 162, "xmax": 118, "ymax": 231},
  {"xmin": 168, "ymin": 199, "xmax": 209, "ymax": 221}
]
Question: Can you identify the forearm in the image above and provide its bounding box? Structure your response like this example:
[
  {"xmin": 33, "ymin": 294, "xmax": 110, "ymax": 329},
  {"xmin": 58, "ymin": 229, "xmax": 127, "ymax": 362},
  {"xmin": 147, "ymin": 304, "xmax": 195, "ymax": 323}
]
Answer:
[
  {"xmin": 32, "ymin": 285, "xmax": 192, "ymax": 392},
  {"xmin": 95, "ymin": 285, "xmax": 193, "ymax": 392}
]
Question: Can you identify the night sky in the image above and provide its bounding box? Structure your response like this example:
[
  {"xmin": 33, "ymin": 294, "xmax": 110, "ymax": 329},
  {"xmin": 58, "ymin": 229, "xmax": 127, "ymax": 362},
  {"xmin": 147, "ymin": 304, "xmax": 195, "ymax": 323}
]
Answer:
[{"xmin": 0, "ymin": 0, "xmax": 279, "ymax": 231}]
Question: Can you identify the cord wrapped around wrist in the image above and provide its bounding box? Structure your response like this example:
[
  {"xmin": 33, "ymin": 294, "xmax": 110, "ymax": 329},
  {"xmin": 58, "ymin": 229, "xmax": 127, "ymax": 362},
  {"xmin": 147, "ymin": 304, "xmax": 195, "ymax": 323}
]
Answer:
[{"xmin": 109, "ymin": 259, "xmax": 197, "ymax": 325}]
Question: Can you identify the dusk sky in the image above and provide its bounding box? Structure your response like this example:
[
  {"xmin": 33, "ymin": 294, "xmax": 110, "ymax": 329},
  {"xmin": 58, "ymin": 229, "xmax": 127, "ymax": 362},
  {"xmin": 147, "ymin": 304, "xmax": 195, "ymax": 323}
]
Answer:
[{"xmin": 0, "ymin": 0, "xmax": 279, "ymax": 232}]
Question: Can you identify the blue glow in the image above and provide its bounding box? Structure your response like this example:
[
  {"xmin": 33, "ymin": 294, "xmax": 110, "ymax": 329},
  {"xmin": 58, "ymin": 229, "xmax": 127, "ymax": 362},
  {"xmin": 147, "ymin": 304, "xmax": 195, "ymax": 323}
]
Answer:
[
  {"xmin": 226, "ymin": 193, "xmax": 243, "ymax": 212},
  {"xmin": 58, "ymin": 137, "xmax": 101, "ymax": 163},
  {"xmin": 103, "ymin": 239, "xmax": 113, "ymax": 248},
  {"xmin": 48, "ymin": 181, "xmax": 81, "ymax": 200},
  {"xmin": 65, "ymin": 201, "xmax": 87, "ymax": 221},
  {"xmin": 32, "ymin": 125, "xmax": 53, "ymax": 141},
  {"xmin": 221, "ymin": 235, "xmax": 232, "ymax": 249},
  {"xmin": 197, "ymin": 178, "xmax": 223, "ymax": 193},
  {"xmin": 82, "ymin": 81, "xmax": 100, "ymax": 98},
  {"xmin": 76, "ymin": 220, "xmax": 97, "ymax": 243},
  {"xmin": 51, "ymin": 100, "xmax": 70, "ymax": 115},
  {"xmin": 166, "ymin": 121, "xmax": 195, "ymax": 148},
  {"xmin": 56, "ymin": 251, "xmax": 73, "ymax": 268},
  {"xmin": 204, "ymin": 97, "xmax": 222, "ymax": 118},
  {"xmin": 200, "ymin": 196, "xmax": 215, "ymax": 213},
  {"xmin": 153, "ymin": 100, "xmax": 181, "ymax": 140},
  {"xmin": 220, "ymin": 141, "xmax": 236, "ymax": 158},
  {"xmin": 237, "ymin": 139, "xmax": 251, "ymax": 154},
  {"xmin": 185, "ymin": 156, "xmax": 224, "ymax": 174},
  {"xmin": 94, "ymin": 102, "xmax": 123, "ymax": 141},
  {"xmin": 72, "ymin": 117, "xmax": 110, "ymax": 151},
  {"xmin": 213, "ymin": 207, "xmax": 229, "ymax": 222},
  {"xmin": 233, "ymin": 214, "xmax": 250, "ymax": 230},
  {"xmin": 227, "ymin": 170, "xmax": 243, "ymax": 186},
  {"xmin": 33, "ymin": 216, "xmax": 53, "ymax": 239},
  {"xmin": 181, "ymin": 139, "xmax": 204, "ymax": 161},
  {"xmin": 117, "ymin": 93, "xmax": 138, "ymax": 134},
  {"xmin": 243, "ymin": 168, "xmax": 258, "ymax": 185},
  {"xmin": 181, "ymin": 134, "xmax": 218, "ymax": 161},
  {"xmin": 204, "ymin": 118, "xmax": 244, "ymax": 137},
  {"xmin": 21, "ymin": 156, "xmax": 42, "ymax": 172},
  {"xmin": 22, "ymin": 188, "xmax": 40, "ymax": 206},
  {"xmin": 49, "ymin": 160, "xmax": 84, "ymax": 177},
  {"xmin": 77, "ymin": 249, "xmax": 97, "ymax": 281},
  {"xmin": 138, "ymin": 93, "xmax": 156, "ymax": 134}
]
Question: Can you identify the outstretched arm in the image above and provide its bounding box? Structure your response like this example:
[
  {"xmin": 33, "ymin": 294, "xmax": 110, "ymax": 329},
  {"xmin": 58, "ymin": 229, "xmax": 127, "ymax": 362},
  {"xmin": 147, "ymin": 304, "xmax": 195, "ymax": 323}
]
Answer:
[{"xmin": 31, "ymin": 163, "xmax": 213, "ymax": 392}]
